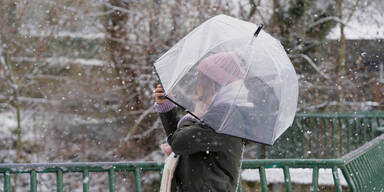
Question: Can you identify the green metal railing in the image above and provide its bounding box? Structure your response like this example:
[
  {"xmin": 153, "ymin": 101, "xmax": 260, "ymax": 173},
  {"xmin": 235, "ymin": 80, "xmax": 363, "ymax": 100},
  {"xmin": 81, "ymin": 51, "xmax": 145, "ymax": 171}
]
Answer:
[
  {"xmin": 1, "ymin": 112, "xmax": 383, "ymax": 191},
  {"xmin": 240, "ymin": 159, "xmax": 345, "ymax": 192},
  {"xmin": 2, "ymin": 135, "xmax": 383, "ymax": 192},
  {"xmin": 0, "ymin": 159, "xmax": 345, "ymax": 192},
  {"xmin": 340, "ymin": 134, "xmax": 384, "ymax": 192},
  {"xmin": 255, "ymin": 112, "xmax": 384, "ymax": 159},
  {"xmin": 0, "ymin": 162, "xmax": 163, "ymax": 192}
]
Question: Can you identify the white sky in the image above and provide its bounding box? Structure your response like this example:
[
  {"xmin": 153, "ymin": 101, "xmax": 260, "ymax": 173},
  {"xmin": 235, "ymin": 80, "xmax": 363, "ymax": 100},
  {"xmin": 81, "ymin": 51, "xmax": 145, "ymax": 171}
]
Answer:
[
  {"xmin": 327, "ymin": 20, "xmax": 384, "ymax": 40},
  {"xmin": 327, "ymin": 1, "xmax": 384, "ymax": 40}
]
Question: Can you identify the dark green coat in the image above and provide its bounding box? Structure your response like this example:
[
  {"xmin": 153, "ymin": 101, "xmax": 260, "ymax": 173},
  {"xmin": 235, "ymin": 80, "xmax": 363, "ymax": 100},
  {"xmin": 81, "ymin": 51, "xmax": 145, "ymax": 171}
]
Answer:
[{"xmin": 159, "ymin": 108, "xmax": 244, "ymax": 192}]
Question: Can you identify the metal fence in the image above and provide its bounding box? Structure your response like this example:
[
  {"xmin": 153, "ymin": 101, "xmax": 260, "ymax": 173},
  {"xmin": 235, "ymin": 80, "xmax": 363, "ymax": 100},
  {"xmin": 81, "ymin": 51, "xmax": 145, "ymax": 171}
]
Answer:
[
  {"xmin": 1, "ymin": 112, "xmax": 383, "ymax": 191},
  {"xmin": 253, "ymin": 112, "xmax": 384, "ymax": 159},
  {"xmin": 2, "ymin": 135, "xmax": 384, "ymax": 192},
  {"xmin": 0, "ymin": 159, "xmax": 345, "ymax": 192}
]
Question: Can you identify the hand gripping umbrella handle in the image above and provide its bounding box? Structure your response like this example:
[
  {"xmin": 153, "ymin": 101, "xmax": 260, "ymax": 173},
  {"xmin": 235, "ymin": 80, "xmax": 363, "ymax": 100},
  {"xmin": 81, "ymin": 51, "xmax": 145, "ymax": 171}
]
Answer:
[
  {"xmin": 152, "ymin": 65, "xmax": 204, "ymax": 123},
  {"xmin": 163, "ymin": 95, "xmax": 203, "ymax": 122}
]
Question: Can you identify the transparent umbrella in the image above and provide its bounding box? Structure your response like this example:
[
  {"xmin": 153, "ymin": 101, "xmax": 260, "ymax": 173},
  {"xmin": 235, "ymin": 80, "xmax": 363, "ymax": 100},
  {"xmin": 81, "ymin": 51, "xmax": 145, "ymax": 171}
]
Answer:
[{"xmin": 154, "ymin": 14, "xmax": 298, "ymax": 145}]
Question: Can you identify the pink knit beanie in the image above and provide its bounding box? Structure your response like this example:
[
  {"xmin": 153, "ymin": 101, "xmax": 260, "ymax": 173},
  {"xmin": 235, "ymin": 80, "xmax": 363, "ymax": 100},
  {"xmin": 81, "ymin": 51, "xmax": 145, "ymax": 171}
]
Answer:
[{"xmin": 197, "ymin": 52, "xmax": 245, "ymax": 86}]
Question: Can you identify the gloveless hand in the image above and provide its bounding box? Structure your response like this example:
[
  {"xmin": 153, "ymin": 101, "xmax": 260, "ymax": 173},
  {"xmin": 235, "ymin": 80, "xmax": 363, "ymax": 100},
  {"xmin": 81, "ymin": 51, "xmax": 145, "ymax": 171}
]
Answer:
[
  {"xmin": 160, "ymin": 143, "xmax": 173, "ymax": 156},
  {"xmin": 154, "ymin": 84, "xmax": 167, "ymax": 104}
]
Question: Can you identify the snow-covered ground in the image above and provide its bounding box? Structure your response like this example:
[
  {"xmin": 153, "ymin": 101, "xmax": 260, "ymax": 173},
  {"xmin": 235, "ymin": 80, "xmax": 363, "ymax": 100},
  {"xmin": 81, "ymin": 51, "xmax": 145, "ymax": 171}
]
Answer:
[{"xmin": 242, "ymin": 168, "xmax": 347, "ymax": 186}]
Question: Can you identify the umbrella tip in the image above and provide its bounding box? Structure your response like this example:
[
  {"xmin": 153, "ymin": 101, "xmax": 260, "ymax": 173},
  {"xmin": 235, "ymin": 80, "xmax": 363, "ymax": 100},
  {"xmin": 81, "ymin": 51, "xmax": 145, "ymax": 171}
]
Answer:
[{"xmin": 253, "ymin": 24, "xmax": 264, "ymax": 37}]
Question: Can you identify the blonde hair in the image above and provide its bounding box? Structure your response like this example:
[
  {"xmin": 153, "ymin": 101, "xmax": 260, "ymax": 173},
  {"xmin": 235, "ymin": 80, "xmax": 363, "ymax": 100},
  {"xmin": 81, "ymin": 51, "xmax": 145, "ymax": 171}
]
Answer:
[{"xmin": 194, "ymin": 72, "xmax": 220, "ymax": 105}]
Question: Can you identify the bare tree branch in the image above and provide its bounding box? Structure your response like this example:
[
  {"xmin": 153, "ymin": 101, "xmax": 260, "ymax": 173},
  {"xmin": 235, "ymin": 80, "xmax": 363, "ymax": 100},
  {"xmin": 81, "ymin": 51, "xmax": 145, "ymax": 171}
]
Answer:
[
  {"xmin": 307, "ymin": 16, "xmax": 349, "ymax": 29},
  {"xmin": 294, "ymin": 54, "xmax": 330, "ymax": 80},
  {"xmin": 131, "ymin": 117, "xmax": 161, "ymax": 139},
  {"xmin": 346, "ymin": 0, "xmax": 361, "ymax": 22},
  {"xmin": 124, "ymin": 106, "xmax": 155, "ymax": 140}
]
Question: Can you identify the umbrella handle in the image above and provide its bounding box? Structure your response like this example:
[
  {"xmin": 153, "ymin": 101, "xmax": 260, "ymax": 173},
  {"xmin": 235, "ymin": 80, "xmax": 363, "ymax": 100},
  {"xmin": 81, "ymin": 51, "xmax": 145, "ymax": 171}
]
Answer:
[
  {"xmin": 253, "ymin": 24, "xmax": 264, "ymax": 37},
  {"xmin": 164, "ymin": 95, "xmax": 204, "ymax": 123},
  {"xmin": 152, "ymin": 63, "xmax": 204, "ymax": 124}
]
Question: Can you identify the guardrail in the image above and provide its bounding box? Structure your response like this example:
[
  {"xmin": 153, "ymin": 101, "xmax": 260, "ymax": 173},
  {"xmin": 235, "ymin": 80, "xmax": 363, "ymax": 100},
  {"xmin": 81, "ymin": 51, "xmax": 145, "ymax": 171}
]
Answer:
[
  {"xmin": 1, "ymin": 134, "xmax": 383, "ymax": 192},
  {"xmin": 0, "ymin": 112, "xmax": 383, "ymax": 191},
  {"xmin": 240, "ymin": 159, "xmax": 345, "ymax": 192},
  {"xmin": 0, "ymin": 159, "xmax": 344, "ymax": 192},
  {"xmin": 340, "ymin": 134, "xmax": 384, "ymax": 192},
  {"xmin": 254, "ymin": 112, "xmax": 384, "ymax": 159},
  {"xmin": 0, "ymin": 161, "xmax": 162, "ymax": 192}
]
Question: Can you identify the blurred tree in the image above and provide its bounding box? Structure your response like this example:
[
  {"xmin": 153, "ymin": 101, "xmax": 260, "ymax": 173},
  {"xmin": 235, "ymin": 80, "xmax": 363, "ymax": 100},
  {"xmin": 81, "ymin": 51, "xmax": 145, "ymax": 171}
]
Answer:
[
  {"xmin": 101, "ymin": 0, "xmax": 238, "ymax": 160},
  {"xmin": 246, "ymin": 0, "xmax": 337, "ymax": 111},
  {"xmin": 0, "ymin": 0, "xmax": 381, "ymax": 166},
  {"xmin": 0, "ymin": 0, "xmax": 382, "ymax": 190},
  {"xmin": 246, "ymin": 0, "xmax": 382, "ymax": 112},
  {"xmin": 0, "ymin": 0, "xmax": 50, "ymax": 162},
  {"xmin": 336, "ymin": 0, "xmax": 346, "ymax": 111}
]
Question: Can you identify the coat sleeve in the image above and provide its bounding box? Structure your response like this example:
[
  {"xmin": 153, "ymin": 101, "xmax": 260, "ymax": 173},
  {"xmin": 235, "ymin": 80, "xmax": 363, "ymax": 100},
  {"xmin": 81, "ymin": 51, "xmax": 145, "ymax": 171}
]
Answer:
[
  {"xmin": 168, "ymin": 121, "xmax": 241, "ymax": 155},
  {"xmin": 158, "ymin": 108, "xmax": 180, "ymax": 137}
]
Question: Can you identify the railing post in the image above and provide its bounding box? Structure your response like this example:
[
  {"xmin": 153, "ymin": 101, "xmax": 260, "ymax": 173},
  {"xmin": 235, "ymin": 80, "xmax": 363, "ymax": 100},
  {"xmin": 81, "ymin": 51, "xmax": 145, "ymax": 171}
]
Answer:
[
  {"xmin": 286, "ymin": 127, "xmax": 293, "ymax": 158},
  {"xmin": 331, "ymin": 118, "xmax": 336, "ymax": 158},
  {"xmin": 56, "ymin": 169, "xmax": 63, "ymax": 192},
  {"xmin": 259, "ymin": 166, "xmax": 268, "ymax": 192},
  {"xmin": 30, "ymin": 170, "xmax": 37, "ymax": 192},
  {"xmin": 322, "ymin": 118, "xmax": 328, "ymax": 158},
  {"xmin": 293, "ymin": 118, "xmax": 298, "ymax": 158},
  {"xmin": 108, "ymin": 168, "xmax": 115, "ymax": 192},
  {"xmin": 237, "ymin": 176, "xmax": 242, "ymax": 192},
  {"xmin": 341, "ymin": 166, "xmax": 356, "ymax": 192},
  {"xmin": 257, "ymin": 144, "xmax": 261, "ymax": 159},
  {"xmin": 346, "ymin": 118, "xmax": 351, "ymax": 153},
  {"xmin": 4, "ymin": 171, "xmax": 11, "ymax": 192},
  {"xmin": 376, "ymin": 116, "xmax": 381, "ymax": 134},
  {"xmin": 338, "ymin": 117, "xmax": 344, "ymax": 156},
  {"xmin": 283, "ymin": 166, "xmax": 292, "ymax": 192},
  {"xmin": 83, "ymin": 169, "xmax": 89, "ymax": 192},
  {"xmin": 362, "ymin": 118, "xmax": 367, "ymax": 144},
  {"xmin": 350, "ymin": 160, "xmax": 362, "ymax": 190},
  {"xmin": 266, "ymin": 145, "xmax": 271, "ymax": 159},
  {"xmin": 308, "ymin": 118, "xmax": 313, "ymax": 158},
  {"xmin": 353, "ymin": 118, "xmax": 359, "ymax": 149},
  {"xmin": 311, "ymin": 166, "xmax": 319, "ymax": 192},
  {"xmin": 369, "ymin": 117, "xmax": 374, "ymax": 140},
  {"xmin": 359, "ymin": 156, "xmax": 369, "ymax": 185},
  {"xmin": 300, "ymin": 119, "xmax": 305, "ymax": 158},
  {"xmin": 315, "ymin": 118, "xmax": 321, "ymax": 158},
  {"xmin": 301, "ymin": 118, "xmax": 311, "ymax": 158},
  {"xmin": 134, "ymin": 168, "xmax": 142, "ymax": 192},
  {"xmin": 332, "ymin": 166, "xmax": 342, "ymax": 192}
]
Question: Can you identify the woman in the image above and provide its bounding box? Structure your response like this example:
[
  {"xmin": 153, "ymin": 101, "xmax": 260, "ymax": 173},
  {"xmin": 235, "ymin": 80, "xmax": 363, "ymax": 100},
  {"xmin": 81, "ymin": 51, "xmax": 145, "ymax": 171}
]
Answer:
[{"xmin": 154, "ymin": 52, "xmax": 245, "ymax": 192}]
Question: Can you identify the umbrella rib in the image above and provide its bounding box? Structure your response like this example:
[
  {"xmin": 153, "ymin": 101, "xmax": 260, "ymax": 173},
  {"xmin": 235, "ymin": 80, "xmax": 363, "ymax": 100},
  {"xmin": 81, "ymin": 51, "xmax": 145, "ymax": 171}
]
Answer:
[
  {"xmin": 164, "ymin": 95, "xmax": 202, "ymax": 121},
  {"xmin": 153, "ymin": 63, "xmax": 201, "ymax": 121},
  {"xmin": 260, "ymin": 46, "xmax": 283, "ymax": 142},
  {"xmin": 217, "ymin": 51, "xmax": 254, "ymax": 131}
]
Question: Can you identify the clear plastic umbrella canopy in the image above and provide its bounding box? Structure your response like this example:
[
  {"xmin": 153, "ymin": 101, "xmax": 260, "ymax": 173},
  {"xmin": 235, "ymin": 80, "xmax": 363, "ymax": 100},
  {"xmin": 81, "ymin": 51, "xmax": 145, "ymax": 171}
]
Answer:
[{"xmin": 154, "ymin": 15, "xmax": 298, "ymax": 145}]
